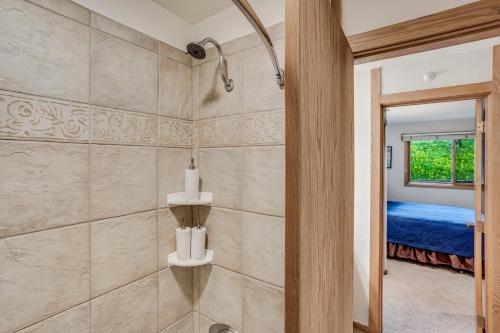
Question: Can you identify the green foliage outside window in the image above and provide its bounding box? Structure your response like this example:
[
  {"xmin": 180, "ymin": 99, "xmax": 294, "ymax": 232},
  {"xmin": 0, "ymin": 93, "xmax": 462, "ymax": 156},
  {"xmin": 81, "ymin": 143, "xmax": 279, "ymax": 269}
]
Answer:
[
  {"xmin": 455, "ymin": 139, "xmax": 475, "ymax": 182},
  {"xmin": 410, "ymin": 139, "xmax": 474, "ymax": 183}
]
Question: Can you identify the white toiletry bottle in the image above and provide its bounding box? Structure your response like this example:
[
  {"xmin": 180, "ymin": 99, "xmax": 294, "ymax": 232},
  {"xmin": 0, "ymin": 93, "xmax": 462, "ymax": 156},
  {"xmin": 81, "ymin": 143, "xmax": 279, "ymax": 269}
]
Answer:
[
  {"xmin": 191, "ymin": 225, "xmax": 207, "ymax": 260},
  {"xmin": 176, "ymin": 221, "xmax": 191, "ymax": 260},
  {"xmin": 185, "ymin": 158, "xmax": 199, "ymax": 200}
]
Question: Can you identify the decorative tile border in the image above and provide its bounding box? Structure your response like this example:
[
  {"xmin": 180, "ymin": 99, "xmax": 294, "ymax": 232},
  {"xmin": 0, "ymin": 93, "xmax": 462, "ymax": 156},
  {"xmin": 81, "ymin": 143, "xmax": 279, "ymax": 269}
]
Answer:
[
  {"xmin": 91, "ymin": 107, "xmax": 157, "ymax": 145},
  {"xmin": 0, "ymin": 91, "xmax": 89, "ymax": 142},
  {"xmin": 159, "ymin": 116, "xmax": 193, "ymax": 148},
  {"xmin": 194, "ymin": 110, "xmax": 284, "ymax": 147}
]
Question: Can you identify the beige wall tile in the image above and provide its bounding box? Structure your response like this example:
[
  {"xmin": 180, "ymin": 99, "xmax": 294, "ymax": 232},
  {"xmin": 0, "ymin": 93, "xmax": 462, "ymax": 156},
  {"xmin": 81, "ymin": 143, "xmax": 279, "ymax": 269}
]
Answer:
[
  {"xmin": 0, "ymin": 224, "xmax": 90, "ymax": 333},
  {"xmin": 27, "ymin": 0, "xmax": 90, "ymax": 25},
  {"xmin": 17, "ymin": 302, "xmax": 90, "ymax": 333},
  {"xmin": 159, "ymin": 117, "xmax": 193, "ymax": 148},
  {"xmin": 159, "ymin": 42, "xmax": 192, "ymax": 67},
  {"xmin": 91, "ymin": 274, "xmax": 158, "ymax": 333},
  {"xmin": 192, "ymin": 22, "xmax": 284, "ymax": 66},
  {"xmin": 243, "ymin": 39, "xmax": 285, "ymax": 113},
  {"xmin": 161, "ymin": 313, "xmax": 194, "ymax": 333},
  {"xmin": 159, "ymin": 268, "xmax": 193, "ymax": 330},
  {"xmin": 91, "ymin": 107, "xmax": 157, "ymax": 145},
  {"xmin": 242, "ymin": 212, "xmax": 284, "ymax": 287},
  {"xmin": 159, "ymin": 56, "xmax": 193, "ymax": 120},
  {"xmin": 199, "ymin": 265, "xmax": 243, "ymax": 332},
  {"xmin": 0, "ymin": 0, "xmax": 90, "ymax": 102},
  {"xmin": 90, "ymin": 145, "xmax": 157, "ymax": 219},
  {"xmin": 194, "ymin": 110, "xmax": 284, "ymax": 148},
  {"xmin": 0, "ymin": 91, "xmax": 89, "ymax": 142},
  {"xmin": 202, "ymin": 207, "xmax": 243, "ymax": 272},
  {"xmin": 91, "ymin": 30, "xmax": 158, "ymax": 114},
  {"xmin": 198, "ymin": 313, "xmax": 215, "ymax": 333},
  {"xmin": 243, "ymin": 277, "xmax": 284, "ymax": 333},
  {"xmin": 241, "ymin": 146, "xmax": 285, "ymax": 216},
  {"xmin": 91, "ymin": 13, "xmax": 158, "ymax": 52},
  {"xmin": 198, "ymin": 148, "xmax": 242, "ymax": 209},
  {"xmin": 158, "ymin": 207, "xmax": 192, "ymax": 269},
  {"xmin": 0, "ymin": 141, "xmax": 89, "ymax": 238},
  {"xmin": 91, "ymin": 210, "xmax": 158, "ymax": 297},
  {"xmin": 158, "ymin": 148, "xmax": 193, "ymax": 208},
  {"xmin": 193, "ymin": 53, "xmax": 242, "ymax": 120}
]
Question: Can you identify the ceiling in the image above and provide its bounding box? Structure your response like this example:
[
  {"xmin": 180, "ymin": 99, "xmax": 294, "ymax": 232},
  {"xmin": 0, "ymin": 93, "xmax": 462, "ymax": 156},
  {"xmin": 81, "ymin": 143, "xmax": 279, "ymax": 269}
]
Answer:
[
  {"xmin": 386, "ymin": 100, "xmax": 476, "ymax": 125},
  {"xmin": 153, "ymin": 0, "xmax": 233, "ymax": 23}
]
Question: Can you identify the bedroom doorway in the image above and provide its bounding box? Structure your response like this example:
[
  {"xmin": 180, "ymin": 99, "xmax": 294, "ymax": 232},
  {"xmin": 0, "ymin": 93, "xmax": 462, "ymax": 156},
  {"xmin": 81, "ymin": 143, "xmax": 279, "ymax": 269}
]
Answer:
[
  {"xmin": 382, "ymin": 99, "xmax": 483, "ymax": 333},
  {"xmin": 369, "ymin": 71, "xmax": 494, "ymax": 333}
]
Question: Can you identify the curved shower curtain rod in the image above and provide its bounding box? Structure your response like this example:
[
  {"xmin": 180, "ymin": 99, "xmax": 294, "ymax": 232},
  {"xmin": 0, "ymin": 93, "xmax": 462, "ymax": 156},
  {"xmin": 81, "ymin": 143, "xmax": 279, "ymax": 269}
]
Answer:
[{"xmin": 231, "ymin": 0, "xmax": 285, "ymax": 88}]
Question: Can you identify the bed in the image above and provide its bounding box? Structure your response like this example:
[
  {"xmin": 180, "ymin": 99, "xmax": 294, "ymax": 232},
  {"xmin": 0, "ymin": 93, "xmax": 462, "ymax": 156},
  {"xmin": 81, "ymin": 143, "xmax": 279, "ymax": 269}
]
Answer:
[{"xmin": 387, "ymin": 201, "xmax": 477, "ymax": 272}]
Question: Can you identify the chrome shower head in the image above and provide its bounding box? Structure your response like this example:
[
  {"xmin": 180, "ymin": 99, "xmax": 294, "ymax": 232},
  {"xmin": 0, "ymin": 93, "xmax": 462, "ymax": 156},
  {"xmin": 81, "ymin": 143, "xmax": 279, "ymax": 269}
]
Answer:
[
  {"xmin": 186, "ymin": 42, "xmax": 206, "ymax": 60},
  {"xmin": 186, "ymin": 37, "xmax": 234, "ymax": 92}
]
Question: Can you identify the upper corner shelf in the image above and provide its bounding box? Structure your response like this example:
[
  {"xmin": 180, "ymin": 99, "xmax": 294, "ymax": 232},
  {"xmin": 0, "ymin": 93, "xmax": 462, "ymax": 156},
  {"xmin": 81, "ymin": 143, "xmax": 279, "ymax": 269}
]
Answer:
[{"xmin": 166, "ymin": 192, "xmax": 213, "ymax": 208}]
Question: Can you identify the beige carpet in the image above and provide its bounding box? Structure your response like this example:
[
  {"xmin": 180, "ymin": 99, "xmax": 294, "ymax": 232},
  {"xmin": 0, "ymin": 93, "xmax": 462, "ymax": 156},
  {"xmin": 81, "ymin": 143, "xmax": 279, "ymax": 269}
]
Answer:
[{"xmin": 383, "ymin": 259, "xmax": 476, "ymax": 333}]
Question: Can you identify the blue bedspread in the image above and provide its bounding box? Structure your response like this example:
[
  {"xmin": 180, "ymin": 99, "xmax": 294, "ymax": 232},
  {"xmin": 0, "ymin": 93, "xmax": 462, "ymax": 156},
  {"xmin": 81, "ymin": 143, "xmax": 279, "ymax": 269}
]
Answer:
[{"xmin": 387, "ymin": 201, "xmax": 475, "ymax": 258}]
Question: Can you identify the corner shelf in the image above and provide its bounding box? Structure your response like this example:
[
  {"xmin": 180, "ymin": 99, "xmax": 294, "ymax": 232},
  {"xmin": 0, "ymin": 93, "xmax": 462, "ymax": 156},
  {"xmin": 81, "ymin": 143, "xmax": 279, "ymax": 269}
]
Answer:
[
  {"xmin": 166, "ymin": 192, "xmax": 213, "ymax": 207},
  {"xmin": 167, "ymin": 250, "xmax": 214, "ymax": 267}
]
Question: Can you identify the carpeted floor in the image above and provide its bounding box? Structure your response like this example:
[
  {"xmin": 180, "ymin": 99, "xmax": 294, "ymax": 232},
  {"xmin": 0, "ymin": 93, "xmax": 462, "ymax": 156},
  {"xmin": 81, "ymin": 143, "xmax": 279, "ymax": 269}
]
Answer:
[{"xmin": 383, "ymin": 259, "xmax": 476, "ymax": 333}]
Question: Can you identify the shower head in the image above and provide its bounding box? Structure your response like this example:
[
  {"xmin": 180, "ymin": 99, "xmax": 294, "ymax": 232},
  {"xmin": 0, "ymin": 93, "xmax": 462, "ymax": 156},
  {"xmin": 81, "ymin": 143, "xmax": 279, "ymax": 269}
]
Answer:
[
  {"xmin": 186, "ymin": 42, "xmax": 206, "ymax": 60},
  {"xmin": 186, "ymin": 37, "xmax": 234, "ymax": 92}
]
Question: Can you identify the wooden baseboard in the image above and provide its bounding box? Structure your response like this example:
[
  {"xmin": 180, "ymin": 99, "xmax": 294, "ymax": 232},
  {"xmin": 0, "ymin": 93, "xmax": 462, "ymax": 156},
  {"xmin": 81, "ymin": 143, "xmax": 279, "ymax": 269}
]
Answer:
[{"xmin": 354, "ymin": 321, "xmax": 370, "ymax": 332}]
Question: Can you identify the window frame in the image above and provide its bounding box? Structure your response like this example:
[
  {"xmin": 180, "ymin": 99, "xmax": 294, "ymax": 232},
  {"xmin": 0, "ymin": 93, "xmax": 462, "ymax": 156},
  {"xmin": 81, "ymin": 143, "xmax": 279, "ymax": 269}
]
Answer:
[{"xmin": 403, "ymin": 140, "xmax": 474, "ymax": 190}]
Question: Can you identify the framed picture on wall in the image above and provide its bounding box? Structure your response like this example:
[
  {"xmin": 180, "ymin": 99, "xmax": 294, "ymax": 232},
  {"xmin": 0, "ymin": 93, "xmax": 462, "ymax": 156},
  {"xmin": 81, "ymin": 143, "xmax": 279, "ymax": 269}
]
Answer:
[{"xmin": 387, "ymin": 146, "xmax": 392, "ymax": 169}]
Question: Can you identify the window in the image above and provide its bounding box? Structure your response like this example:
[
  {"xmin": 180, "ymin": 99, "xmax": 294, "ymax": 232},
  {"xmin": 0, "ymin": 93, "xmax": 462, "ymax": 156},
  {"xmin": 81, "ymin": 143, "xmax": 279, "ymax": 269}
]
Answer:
[{"xmin": 404, "ymin": 138, "xmax": 475, "ymax": 189}]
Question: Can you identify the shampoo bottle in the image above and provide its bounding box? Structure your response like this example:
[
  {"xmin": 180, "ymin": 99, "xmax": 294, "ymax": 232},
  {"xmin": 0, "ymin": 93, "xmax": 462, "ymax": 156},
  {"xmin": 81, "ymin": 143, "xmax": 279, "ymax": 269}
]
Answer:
[{"xmin": 185, "ymin": 158, "xmax": 199, "ymax": 200}]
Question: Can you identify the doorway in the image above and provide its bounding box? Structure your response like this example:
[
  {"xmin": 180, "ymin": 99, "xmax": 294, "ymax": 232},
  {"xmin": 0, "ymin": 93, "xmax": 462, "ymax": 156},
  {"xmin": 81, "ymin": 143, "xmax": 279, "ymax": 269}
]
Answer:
[
  {"xmin": 382, "ymin": 99, "xmax": 483, "ymax": 332},
  {"xmin": 369, "ymin": 77, "xmax": 493, "ymax": 333}
]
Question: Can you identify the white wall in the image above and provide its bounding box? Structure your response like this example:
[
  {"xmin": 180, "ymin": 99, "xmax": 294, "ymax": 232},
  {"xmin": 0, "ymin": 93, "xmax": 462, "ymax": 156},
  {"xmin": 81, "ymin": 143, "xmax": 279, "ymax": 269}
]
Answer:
[
  {"xmin": 353, "ymin": 38, "xmax": 495, "ymax": 326},
  {"xmin": 386, "ymin": 119, "xmax": 476, "ymax": 209},
  {"xmin": 353, "ymin": 70, "xmax": 372, "ymax": 325},
  {"xmin": 191, "ymin": 0, "xmax": 285, "ymax": 45},
  {"xmin": 72, "ymin": 0, "xmax": 192, "ymax": 49}
]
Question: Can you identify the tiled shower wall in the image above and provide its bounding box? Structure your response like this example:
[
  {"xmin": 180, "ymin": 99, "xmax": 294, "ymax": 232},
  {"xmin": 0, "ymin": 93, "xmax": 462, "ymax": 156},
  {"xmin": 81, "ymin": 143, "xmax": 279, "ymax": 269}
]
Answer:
[
  {"xmin": 0, "ymin": 0, "xmax": 194, "ymax": 332},
  {"xmin": 192, "ymin": 25, "xmax": 285, "ymax": 333},
  {"xmin": 0, "ymin": 0, "xmax": 285, "ymax": 332}
]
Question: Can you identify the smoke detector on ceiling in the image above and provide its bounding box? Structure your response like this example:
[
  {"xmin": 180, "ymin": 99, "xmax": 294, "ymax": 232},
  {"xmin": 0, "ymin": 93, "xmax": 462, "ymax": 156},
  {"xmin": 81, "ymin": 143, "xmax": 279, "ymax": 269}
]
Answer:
[{"xmin": 422, "ymin": 72, "xmax": 436, "ymax": 82}]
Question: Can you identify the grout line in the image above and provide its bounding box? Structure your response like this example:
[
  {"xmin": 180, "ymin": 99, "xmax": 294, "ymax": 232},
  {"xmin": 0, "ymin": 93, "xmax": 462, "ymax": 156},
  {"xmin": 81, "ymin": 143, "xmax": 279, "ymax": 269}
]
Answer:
[
  {"xmin": 88, "ymin": 24, "xmax": 93, "ymax": 328},
  {"xmin": 208, "ymin": 205, "xmax": 285, "ymax": 220},
  {"xmin": 0, "ymin": 209, "xmax": 158, "ymax": 241},
  {"xmin": 162, "ymin": 311, "xmax": 194, "ymax": 331},
  {"xmin": 213, "ymin": 263, "xmax": 284, "ymax": 290},
  {"xmin": 197, "ymin": 143, "xmax": 285, "ymax": 149},
  {"xmin": 24, "ymin": 0, "xmax": 90, "ymax": 27},
  {"xmin": 195, "ymin": 108, "xmax": 285, "ymax": 122},
  {"xmin": 156, "ymin": 51, "xmax": 161, "ymax": 333},
  {"xmin": 13, "ymin": 300, "xmax": 91, "ymax": 333},
  {"xmin": 90, "ymin": 27, "xmax": 158, "ymax": 55}
]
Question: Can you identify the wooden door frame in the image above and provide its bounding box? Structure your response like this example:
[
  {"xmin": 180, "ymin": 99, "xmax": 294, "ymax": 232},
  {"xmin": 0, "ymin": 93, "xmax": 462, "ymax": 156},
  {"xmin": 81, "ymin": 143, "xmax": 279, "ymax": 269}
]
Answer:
[{"xmin": 369, "ymin": 72, "xmax": 498, "ymax": 333}]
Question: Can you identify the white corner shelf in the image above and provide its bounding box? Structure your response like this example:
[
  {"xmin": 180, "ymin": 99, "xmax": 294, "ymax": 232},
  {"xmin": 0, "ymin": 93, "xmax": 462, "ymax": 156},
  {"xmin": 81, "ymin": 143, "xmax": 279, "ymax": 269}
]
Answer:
[
  {"xmin": 166, "ymin": 192, "xmax": 213, "ymax": 208},
  {"xmin": 167, "ymin": 250, "xmax": 214, "ymax": 267}
]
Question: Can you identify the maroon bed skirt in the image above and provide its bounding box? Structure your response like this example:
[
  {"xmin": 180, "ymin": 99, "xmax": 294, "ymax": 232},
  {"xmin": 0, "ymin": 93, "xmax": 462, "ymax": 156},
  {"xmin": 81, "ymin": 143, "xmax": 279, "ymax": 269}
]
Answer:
[{"xmin": 387, "ymin": 243, "xmax": 475, "ymax": 272}]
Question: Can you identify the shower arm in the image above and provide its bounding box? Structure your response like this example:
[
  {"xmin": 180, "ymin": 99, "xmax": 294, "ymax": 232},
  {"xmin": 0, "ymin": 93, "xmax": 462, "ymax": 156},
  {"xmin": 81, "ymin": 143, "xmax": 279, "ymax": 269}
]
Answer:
[
  {"xmin": 231, "ymin": 0, "xmax": 285, "ymax": 87},
  {"xmin": 199, "ymin": 37, "xmax": 234, "ymax": 91}
]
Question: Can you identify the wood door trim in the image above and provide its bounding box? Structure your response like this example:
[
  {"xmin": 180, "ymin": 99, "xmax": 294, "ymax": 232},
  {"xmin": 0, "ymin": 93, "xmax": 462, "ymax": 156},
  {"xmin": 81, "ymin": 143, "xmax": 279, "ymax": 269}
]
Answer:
[
  {"xmin": 369, "ymin": 68, "xmax": 384, "ymax": 333},
  {"xmin": 284, "ymin": 0, "xmax": 354, "ymax": 332},
  {"xmin": 348, "ymin": 0, "xmax": 500, "ymax": 64},
  {"xmin": 380, "ymin": 82, "xmax": 494, "ymax": 107},
  {"xmin": 369, "ymin": 78, "xmax": 494, "ymax": 333},
  {"xmin": 485, "ymin": 44, "xmax": 500, "ymax": 332}
]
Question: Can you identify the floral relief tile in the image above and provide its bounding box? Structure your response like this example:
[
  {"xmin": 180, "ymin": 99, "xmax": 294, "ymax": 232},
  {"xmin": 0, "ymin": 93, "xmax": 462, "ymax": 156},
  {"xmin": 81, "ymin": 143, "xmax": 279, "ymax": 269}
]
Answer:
[
  {"xmin": 159, "ymin": 116, "xmax": 193, "ymax": 148},
  {"xmin": 91, "ymin": 107, "xmax": 157, "ymax": 145},
  {"xmin": 194, "ymin": 110, "xmax": 284, "ymax": 147},
  {"xmin": 0, "ymin": 91, "xmax": 89, "ymax": 142}
]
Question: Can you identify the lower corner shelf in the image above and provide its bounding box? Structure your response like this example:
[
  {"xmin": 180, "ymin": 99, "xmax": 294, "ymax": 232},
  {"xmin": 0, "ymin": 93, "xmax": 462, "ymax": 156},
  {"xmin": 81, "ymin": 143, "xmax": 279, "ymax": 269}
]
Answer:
[{"xmin": 167, "ymin": 250, "xmax": 214, "ymax": 267}]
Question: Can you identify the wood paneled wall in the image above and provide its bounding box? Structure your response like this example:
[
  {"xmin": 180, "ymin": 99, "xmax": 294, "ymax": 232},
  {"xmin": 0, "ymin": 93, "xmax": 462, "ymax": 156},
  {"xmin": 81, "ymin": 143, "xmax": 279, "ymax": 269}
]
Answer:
[{"xmin": 285, "ymin": 0, "xmax": 354, "ymax": 331}]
